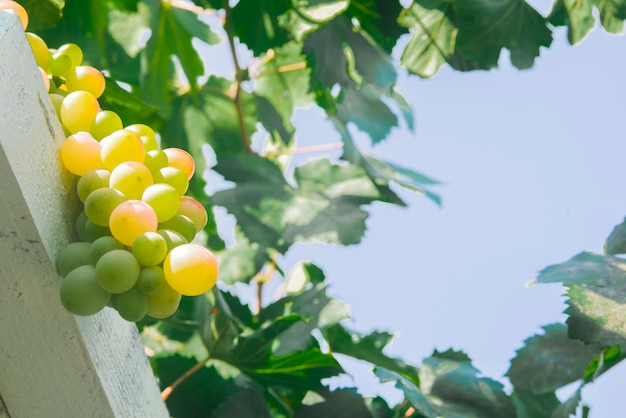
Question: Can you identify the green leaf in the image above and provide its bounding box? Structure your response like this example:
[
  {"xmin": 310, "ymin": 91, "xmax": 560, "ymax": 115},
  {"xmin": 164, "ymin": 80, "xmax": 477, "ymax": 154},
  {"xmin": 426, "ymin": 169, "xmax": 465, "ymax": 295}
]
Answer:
[
  {"xmin": 18, "ymin": 0, "xmax": 64, "ymax": 31},
  {"xmin": 398, "ymin": 0, "xmax": 481, "ymax": 77},
  {"xmin": 511, "ymin": 390, "xmax": 561, "ymax": 418},
  {"xmin": 294, "ymin": 0, "xmax": 349, "ymax": 23},
  {"xmin": 99, "ymin": 77, "xmax": 159, "ymax": 123},
  {"xmin": 547, "ymin": 0, "xmax": 596, "ymax": 44},
  {"xmin": 604, "ymin": 216, "xmax": 626, "ymax": 255},
  {"xmin": 284, "ymin": 261, "xmax": 326, "ymax": 295},
  {"xmin": 535, "ymin": 251, "xmax": 626, "ymax": 286},
  {"xmin": 591, "ymin": 0, "xmax": 626, "ymax": 33},
  {"xmin": 347, "ymin": 0, "xmax": 408, "ymax": 53},
  {"xmin": 454, "ymin": 0, "xmax": 553, "ymax": 69},
  {"xmin": 294, "ymin": 387, "xmax": 374, "ymax": 418},
  {"xmin": 550, "ymin": 385, "xmax": 582, "ymax": 418},
  {"xmin": 216, "ymin": 226, "xmax": 260, "ymax": 285},
  {"xmin": 506, "ymin": 323, "xmax": 600, "ymax": 394},
  {"xmin": 212, "ymin": 388, "xmax": 272, "ymax": 418},
  {"xmin": 231, "ymin": 0, "xmax": 292, "ymax": 56},
  {"xmin": 376, "ymin": 368, "xmax": 437, "ymax": 418}
]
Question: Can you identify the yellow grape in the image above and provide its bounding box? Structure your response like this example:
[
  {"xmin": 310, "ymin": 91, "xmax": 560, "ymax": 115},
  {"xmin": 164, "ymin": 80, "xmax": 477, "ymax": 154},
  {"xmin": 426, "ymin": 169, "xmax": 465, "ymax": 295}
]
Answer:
[
  {"xmin": 146, "ymin": 281, "xmax": 181, "ymax": 319},
  {"xmin": 125, "ymin": 124, "xmax": 158, "ymax": 152},
  {"xmin": 109, "ymin": 161, "xmax": 153, "ymax": 200},
  {"xmin": 48, "ymin": 52, "xmax": 72, "ymax": 77},
  {"xmin": 163, "ymin": 244, "xmax": 218, "ymax": 296},
  {"xmin": 55, "ymin": 43, "xmax": 83, "ymax": 67},
  {"xmin": 141, "ymin": 183, "xmax": 180, "ymax": 222},
  {"xmin": 65, "ymin": 65, "xmax": 106, "ymax": 98},
  {"xmin": 0, "ymin": 1, "xmax": 28, "ymax": 30},
  {"xmin": 60, "ymin": 132, "xmax": 104, "ymax": 176},
  {"xmin": 177, "ymin": 196, "xmax": 208, "ymax": 232},
  {"xmin": 60, "ymin": 91, "xmax": 100, "ymax": 134},
  {"xmin": 26, "ymin": 32, "xmax": 49, "ymax": 70},
  {"xmin": 157, "ymin": 167, "xmax": 188, "ymax": 195},
  {"xmin": 84, "ymin": 187, "xmax": 126, "ymax": 227},
  {"xmin": 139, "ymin": 135, "xmax": 159, "ymax": 152},
  {"xmin": 77, "ymin": 168, "xmax": 111, "ymax": 202},
  {"xmin": 143, "ymin": 149, "xmax": 168, "ymax": 173},
  {"xmin": 48, "ymin": 93, "xmax": 64, "ymax": 120},
  {"xmin": 91, "ymin": 110, "xmax": 123, "ymax": 141},
  {"xmin": 109, "ymin": 200, "xmax": 158, "ymax": 246},
  {"xmin": 163, "ymin": 148, "xmax": 195, "ymax": 179},
  {"xmin": 39, "ymin": 67, "xmax": 50, "ymax": 91},
  {"xmin": 100, "ymin": 129, "xmax": 145, "ymax": 171}
]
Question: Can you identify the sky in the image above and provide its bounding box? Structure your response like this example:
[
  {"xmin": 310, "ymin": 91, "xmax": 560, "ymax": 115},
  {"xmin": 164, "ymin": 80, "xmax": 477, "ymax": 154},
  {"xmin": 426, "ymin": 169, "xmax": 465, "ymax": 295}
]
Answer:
[{"xmin": 203, "ymin": 10, "xmax": 626, "ymax": 418}]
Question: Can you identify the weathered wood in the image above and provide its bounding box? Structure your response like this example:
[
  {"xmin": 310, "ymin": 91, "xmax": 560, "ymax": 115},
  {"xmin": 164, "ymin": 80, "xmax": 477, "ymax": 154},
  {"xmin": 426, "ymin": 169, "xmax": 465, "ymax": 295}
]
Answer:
[{"xmin": 0, "ymin": 13, "xmax": 169, "ymax": 418}]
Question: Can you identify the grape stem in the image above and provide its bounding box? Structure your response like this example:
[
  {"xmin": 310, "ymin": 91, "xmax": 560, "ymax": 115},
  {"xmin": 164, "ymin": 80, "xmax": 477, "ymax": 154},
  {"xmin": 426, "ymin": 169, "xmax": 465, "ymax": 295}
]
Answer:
[
  {"xmin": 223, "ymin": 0, "xmax": 252, "ymax": 154},
  {"xmin": 161, "ymin": 354, "xmax": 212, "ymax": 401}
]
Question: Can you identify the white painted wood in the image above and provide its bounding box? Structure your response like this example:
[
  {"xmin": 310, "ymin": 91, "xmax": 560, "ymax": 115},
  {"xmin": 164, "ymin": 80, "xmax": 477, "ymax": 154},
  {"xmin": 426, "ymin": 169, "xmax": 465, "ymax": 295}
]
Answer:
[{"xmin": 0, "ymin": 13, "xmax": 169, "ymax": 418}]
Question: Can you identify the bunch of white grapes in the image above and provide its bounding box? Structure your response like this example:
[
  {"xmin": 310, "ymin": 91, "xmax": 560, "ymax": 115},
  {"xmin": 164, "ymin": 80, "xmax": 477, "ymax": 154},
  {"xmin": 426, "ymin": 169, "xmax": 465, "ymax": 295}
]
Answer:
[{"xmin": 3, "ymin": 1, "xmax": 220, "ymax": 321}]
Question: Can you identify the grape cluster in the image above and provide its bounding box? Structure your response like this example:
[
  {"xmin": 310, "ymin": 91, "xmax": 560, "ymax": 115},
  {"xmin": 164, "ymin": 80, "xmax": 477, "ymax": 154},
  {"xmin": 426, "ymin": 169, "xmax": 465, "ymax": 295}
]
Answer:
[{"xmin": 8, "ymin": 2, "xmax": 220, "ymax": 322}]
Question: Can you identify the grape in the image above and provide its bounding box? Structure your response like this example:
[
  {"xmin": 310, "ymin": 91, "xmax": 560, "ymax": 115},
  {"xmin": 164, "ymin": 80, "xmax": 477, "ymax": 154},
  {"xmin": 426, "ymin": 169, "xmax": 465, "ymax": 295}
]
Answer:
[
  {"xmin": 125, "ymin": 123, "xmax": 156, "ymax": 140},
  {"xmin": 89, "ymin": 236, "xmax": 124, "ymax": 264},
  {"xmin": 156, "ymin": 167, "xmax": 188, "ymax": 195},
  {"xmin": 163, "ymin": 244, "xmax": 218, "ymax": 296},
  {"xmin": 56, "ymin": 242, "xmax": 92, "ymax": 277},
  {"xmin": 26, "ymin": 32, "xmax": 49, "ymax": 70},
  {"xmin": 60, "ymin": 265, "xmax": 111, "ymax": 316},
  {"xmin": 109, "ymin": 200, "xmax": 158, "ymax": 246},
  {"xmin": 84, "ymin": 187, "xmax": 126, "ymax": 227},
  {"xmin": 177, "ymin": 196, "xmax": 208, "ymax": 232},
  {"xmin": 115, "ymin": 288, "xmax": 148, "ymax": 322},
  {"xmin": 143, "ymin": 149, "xmax": 168, "ymax": 173},
  {"xmin": 91, "ymin": 110, "xmax": 123, "ymax": 141},
  {"xmin": 0, "ymin": 1, "xmax": 28, "ymax": 30},
  {"xmin": 77, "ymin": 168, "xmax": 111, "ymax": 203},
  {"xmin": 60, "ymin": 91, "xmax": 100, "ymax": 133},
  {"xmin": 141, "ymin": 183, "xmax": 180, "ymax": 222},
  {"xmin": 157, "ymin": 229, "xmax": 188, "ymax": 252},
  {"xmin": 159, "ymin": 214, "xmax": 196, "ymax": 242},
  {"xmin": 65, "ymin": 65, "xmax": 106, "ymax": 98},
  {"xmin": 39, "ymin": 67, "xmax": 50, "ymax": 91},
  {"xmin": 163, "ymin": 148, "xmax": 195, "ymax": 179},
  {"xmin": 55, "ymin": 43, "xmax": 83, "ymax": 67},
  {"xmin": 85, "ymin": 219, "xmax": 112, "ymax": 242},
  {"xmin": 139, "ymin": 135, "xmax": 159, "ymax": 152},
  {"xmin": 95, "ymin": 249, "xmax": 140, "ymax": 293},
  {"xmin": 48, "ymin": 93, "xmax": 64, "ymax": 121},
  {"xmin": 136, "ymin": 266, "xmax": 166, "ymax": 295},
  {"xmin": 48, "ymin": 52, "xmax": 73, "ymax": 77},
  {"xmin": 109, "ymin": 161, "xmax": 153, "ymax": 200},
  {"xmin": 100, "ymin": 129, "xmax": 145, "ymax": 171},
  {"xmin": 131, "ymin": 231, "xmax": 167, "ymax": 266},
  {"xmin": 75, "ymin": 211, "xmax": 90, "ymax": 241},
  {"xmin": 60, "ymin": 132, "xmax": 104, "ymax": 176},
  {"xmin": 146, "ymin": 281, "xmax": 181, "ymax": 319}
]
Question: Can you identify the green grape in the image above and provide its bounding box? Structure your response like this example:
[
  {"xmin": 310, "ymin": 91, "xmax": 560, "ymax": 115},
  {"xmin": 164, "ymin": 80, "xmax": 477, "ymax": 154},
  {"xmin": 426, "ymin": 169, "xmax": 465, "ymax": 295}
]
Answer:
[
  {"xmin": 109, "ymin": 200, "xmax": 158, "ymax": 246},
  {"xmin": 146, "ymin": 281, "xmax": 181, "ymax": 319},
  {"xmin": 85, "ymin": 220, "xmax": 112, "ymax": 242},
  {"xmin": 95, "ymin": 249, "xmax": 140, "ymax": 293},
  {"xmin": 65, "ymin": 65, "xmax": 106, "ymax": 98},
  {"xmin": 115, "ymin": 288, "xmax": 148, "ymax": 322},
  {"xmin": 56, "ymin": 242, "xmax": 92, "ymax": 277},
  {"xmin": 143, "ymin": 150, "xmax": 168, "ymax": 173},
  {"xmin": 131, "ymin": 231, "xmax": 167, "ymax": 267},
  {"xmin": 26, "ymin": 32, "xmax": 49, "ymax": 70},
  {"xmin": 60, "ymin": 265, "xmax": 111, "ymax": 316},
  {"xmin": 84, "ymin": 187, "xmax": 126, "ymax": 227},
  {"xmin": 100, "ymin": 129, "xmax": 145, "ymax": 171},
  {"xmin": 60, "ymin": 91, "xmax": 100, "ymax": 134},
  {"xmin": 56, "ymin": 43, "xmax": 83, "ymax": 67},
  {"xmin": 163, "ymin": 148, "xmax": 195, "ymax": 179},
  {"xmin": 60, "ymin": 132, "xmax": 104, "ymax": 176},
  {"xmin": 48, "ymin": 93, "xmax": 64, "ymax": 119},
  {"xmin": 77, "ymin": 168, "xmax": 111, "ymax": 203},
  {"xmin": 177, "ymin": 196, "xmax": 208, "ymax": 232},
  {"xmin": 136, "ymin": 266, "xmax": 166, "ymax": 295},
  {"xmin": 163, "ymin": 244, "xmax": 218, "ymax": 296},
  {"xmin": 75, "ymin": 211, "xmax": 90, "ymax": 242},
  {"xmin": 157, "ymin": 229, "xmax": 187, "ymax": 252},
  {"xmin": 142, "ymin": 183, "xmax": 180, "ymax": 222},
  {"xmin": 125, "ymin": 123, "xmax": 156, "ymax": 143},
  {"xmin": 91, "ymin": 110, "xmax": 123, "ymax": 141},
  {"xmin": 48, "ymin": 52, "xmax": 72, "ymax": 77},
  {"xmin": 109, "ymin": 161, "xmax": 153, "ymax": 200},
  {"xmin": 157, "ymin": 167, "xmax": 188, "ymax": 195},
  {"xmin": 89, "ymin": 236, "xmax": 124, "ymax": 264},
  {"xmin": 159, "ymin": 214, "xmax": 196, "ymax": 243}
]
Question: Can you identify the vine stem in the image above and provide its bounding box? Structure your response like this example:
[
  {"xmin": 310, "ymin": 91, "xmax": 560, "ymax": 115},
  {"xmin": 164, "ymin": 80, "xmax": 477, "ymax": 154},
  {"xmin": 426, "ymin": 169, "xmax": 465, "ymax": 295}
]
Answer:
[
  {"xmin": 223, "ymin": 0, "xmax": 252, "ymax": 154},
  {"xmin": 252, "ymin": 61, "xmax": 308, "ymax": 79},
  {"xmin": 263, "ymin": 142, "xmax": 344, "ymax": 158},
  {"xmin": 161, "ymin": 354, "xmax": 212, "ymax": 401}
]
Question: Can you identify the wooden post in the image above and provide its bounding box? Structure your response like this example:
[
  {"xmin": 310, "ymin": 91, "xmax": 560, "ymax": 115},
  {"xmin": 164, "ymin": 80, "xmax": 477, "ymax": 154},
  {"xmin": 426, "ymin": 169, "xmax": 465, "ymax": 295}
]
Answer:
[{"xmin": 0, "ymin": 13, "xmax": 169, "ymax": 417}]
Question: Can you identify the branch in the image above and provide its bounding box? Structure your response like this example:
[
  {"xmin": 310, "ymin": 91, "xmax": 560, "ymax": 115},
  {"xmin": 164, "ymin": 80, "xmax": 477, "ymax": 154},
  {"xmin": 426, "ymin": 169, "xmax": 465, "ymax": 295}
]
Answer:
[
  {"xmin": 263, "ymin": 142, "xmax": 343, "ymax": 158},
  {"xmin": 223, "ymin": 0, "xmax": 252, "ymax": 154},
  {"xmin": 161, "ymin": 354, "xmax": 212, "ymax": 401},
  {"xmin": 253, "ymin": 61, "xmax": 308, "ymax": 79}
]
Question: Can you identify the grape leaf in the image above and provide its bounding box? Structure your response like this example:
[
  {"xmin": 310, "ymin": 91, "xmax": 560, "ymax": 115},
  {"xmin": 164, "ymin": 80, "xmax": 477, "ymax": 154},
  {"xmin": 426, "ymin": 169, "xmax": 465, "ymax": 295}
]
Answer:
[
  {"xmin": 294, "ymin": 387, "xmax": 374, "ymax": 418},
  {"xmin": 547, "ymin": 0, "xmax": 596, "ymax": 44},
  {"xmin": 604, "ymin": 216, "xmax": 626, "ymax": 255},
  {"xmin": 376, "ymin": 368, "xmax": 438, "ymax": 418},
  {"xmin": 511, "ymin": 390, "xmax": 561, "ymax": 418},
  {"xmin": 550, "ymin": 385, "xmax": 582, "ymax": 418},
  {"xmin": 591, "ymin": 0, "xmax": 626, "ymax": 33},
  {"xmin": 506, "ymin": 323, "xmax": 600, "ymax": 394},
  {"xmin": 231, "ymin": 0, "xmax": 292, "ymax": 56},
  {"xmin": 212, "ymin": 388, "xmax": 272, "ymax": 418},
  {"xmin": 18, "ymin": 0, "xmax": 64, "ymax": 31},
  {"xmin": 454, "ymin": 0, "xmax": 553, "ymax": 69},
  {"xmin": 535, "ymin": 251, "xmax": 626, "ymax": 286},
  {"xmin": 216, "ymin": 226, "xmax": 260, "ymax": 284},
  {"xmin": 346, "ymin": 0, "xmax": 408, "ymax": 53},
  {"xmin": 294, "ymin": 0, "xmax": 349, "ymax": 23}
]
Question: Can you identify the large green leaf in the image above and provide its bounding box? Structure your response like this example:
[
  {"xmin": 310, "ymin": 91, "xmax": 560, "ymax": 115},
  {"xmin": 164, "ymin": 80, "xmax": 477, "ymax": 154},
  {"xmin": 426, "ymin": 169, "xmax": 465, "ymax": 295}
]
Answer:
[
  {"xmin": 216, "ymin": 226, "xmax": 260, "ymax": 284},
  {"xmin": 18, "ymin": 0, "xmax": 64, "ymax": 31},
  {"xmin": 376, "ymin": 368, "xmax": 437, "ymax": 418},
  {"xmin": 547, "ymin": 0, "xmax": 596, "ymax": 44},
  {"xmin": 398, "ymin": 0, "xmax": 481, "ymax": 77},
  {"xmin": 231, "ymin": 0, "xmax": 292, "ymax": 56},
  {"xmin": 511, "ymin": 390, "xmax": 561, "ymax": 418},
  {"xmin": 454, "ymin": 0, "xmax": 553, "ymax": 69},
  {"xmin": 591, "ymin": 0, "xmax": 626, "ymax": 33},
  {"xmin": 604, "ymin": 216, "xmax": 626, "ymax": 255},
  {"xmin": 346, "ymin": 0, "xmax": 408, "ymax": 53},
  {"xmin": 506, "ymin": 323, "xmax": 600, "ymax": 394},
  {"xmin": 535, "ymin": 251, "xmax": 626, "ymax": 286},
  {"xmin": 294, "ymin": 387, "xmax": 376, "ymax": 418},
  {"xmin": 212, "ymin": 388, "xmax": 272, "ymax": 418}
]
